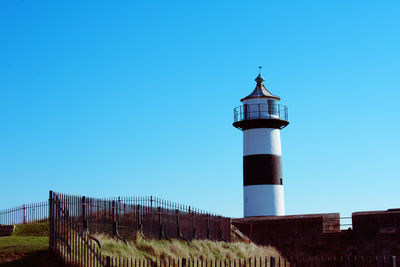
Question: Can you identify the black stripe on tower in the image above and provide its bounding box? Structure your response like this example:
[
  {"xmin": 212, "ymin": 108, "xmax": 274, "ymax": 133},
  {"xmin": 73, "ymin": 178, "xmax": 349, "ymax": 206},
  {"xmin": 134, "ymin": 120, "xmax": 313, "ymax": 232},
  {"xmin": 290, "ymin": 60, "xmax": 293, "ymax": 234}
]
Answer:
[{"xmin": 243, "ymin": 154, "xmax": 283, "ymax": 186}]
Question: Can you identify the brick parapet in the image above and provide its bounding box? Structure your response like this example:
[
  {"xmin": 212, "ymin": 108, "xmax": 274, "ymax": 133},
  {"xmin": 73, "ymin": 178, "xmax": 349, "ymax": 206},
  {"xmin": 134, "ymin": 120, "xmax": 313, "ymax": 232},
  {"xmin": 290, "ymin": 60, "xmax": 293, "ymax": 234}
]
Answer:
[{"xmin": 233, "ymin": 210, "xmax": 400, "ymax": 256}]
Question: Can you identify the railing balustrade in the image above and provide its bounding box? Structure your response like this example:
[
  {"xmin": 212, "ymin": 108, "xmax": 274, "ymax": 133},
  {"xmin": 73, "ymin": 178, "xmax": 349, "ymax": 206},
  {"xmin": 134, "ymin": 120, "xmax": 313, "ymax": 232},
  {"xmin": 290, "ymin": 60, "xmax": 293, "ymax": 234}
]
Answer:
[{"xmin": 233, "ymin": 103, "xmax": 288, "ymax": 122}]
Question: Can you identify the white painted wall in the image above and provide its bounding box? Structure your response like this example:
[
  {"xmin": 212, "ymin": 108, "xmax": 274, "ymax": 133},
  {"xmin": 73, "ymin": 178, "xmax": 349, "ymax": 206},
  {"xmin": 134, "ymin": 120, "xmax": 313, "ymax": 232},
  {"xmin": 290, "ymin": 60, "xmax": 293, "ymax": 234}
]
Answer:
[
  {"xmin": 244, "ymin": 185, "xmax": 285, "ymax": 216},
  {"xmin": 243, "ymin": 128, "xmax": 281, "ymax": 156}
]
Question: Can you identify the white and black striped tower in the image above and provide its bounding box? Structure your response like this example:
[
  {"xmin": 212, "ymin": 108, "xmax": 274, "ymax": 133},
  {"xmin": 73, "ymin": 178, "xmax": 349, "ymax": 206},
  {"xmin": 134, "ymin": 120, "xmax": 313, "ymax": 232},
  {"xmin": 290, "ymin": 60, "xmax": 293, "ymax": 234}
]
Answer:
[{"xmin": 233, "ymin": 72, "xmax": 289, "ymax": 217}]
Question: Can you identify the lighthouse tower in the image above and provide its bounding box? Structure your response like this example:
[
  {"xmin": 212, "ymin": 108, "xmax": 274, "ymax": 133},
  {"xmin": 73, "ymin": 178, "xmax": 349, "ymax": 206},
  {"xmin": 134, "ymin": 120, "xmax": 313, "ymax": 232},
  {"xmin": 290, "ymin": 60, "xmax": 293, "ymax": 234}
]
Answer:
[{"xmin": 233, "ymin": 73, "xmax": 289, "ymax": 217}]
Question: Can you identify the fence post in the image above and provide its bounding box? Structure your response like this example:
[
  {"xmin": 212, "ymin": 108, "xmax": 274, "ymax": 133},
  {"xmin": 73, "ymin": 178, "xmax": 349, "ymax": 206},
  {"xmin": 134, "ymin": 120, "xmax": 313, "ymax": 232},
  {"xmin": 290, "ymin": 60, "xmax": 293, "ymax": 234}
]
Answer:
[
  {"xmin": 137, "ymin": 204, "xmax": 142, "ymax": 234},
  {"xmin": 218, "ymin": 216, "xmax": 222, "ymax": 241},
  {"xmin": 49, "ymin": 191, "xmax": 54, "ymax": 250},
  {"xmin": 207, "ymin": 214, "xmax": 211, "ymax": 240},
  {"xmin": 118, "ymin": 197, "xmax": 121, "ymax": 223},
  {"xmin": 23, "ymin": 204, "xmax": 26, "ymax": 224},
  {"xmin": 105, "ymin": 256, "xmax": 111, "ymax": 267},
  {"xmin": 112, "ymin": 200, "xmax": 117, "ymax": 236},
  {"xmin": 104, "ymin": 201, "xmax": 107, "ymax": 227},
  {"xmin": 176, "ymin": 209, "xmax": 180, "ymax": 239},
  {"xmin": 158, "ymin": 207, "xmax": 163, "ymax": 239},
  {"xmin": 192, "ymin": 208, "xmax": 197, "ymax": 239},
  {"xmin": 82, "ymin": 196, "xmax": 87, "ymax": 230}
]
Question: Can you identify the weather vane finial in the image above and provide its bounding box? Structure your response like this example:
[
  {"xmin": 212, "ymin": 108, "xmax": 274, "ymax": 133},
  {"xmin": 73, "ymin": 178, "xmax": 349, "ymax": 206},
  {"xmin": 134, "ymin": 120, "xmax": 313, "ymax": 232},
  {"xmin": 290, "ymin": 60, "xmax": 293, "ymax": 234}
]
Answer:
[{"xmin": 259, "ymin": 66, "xmax": 262, "ymax": 74}]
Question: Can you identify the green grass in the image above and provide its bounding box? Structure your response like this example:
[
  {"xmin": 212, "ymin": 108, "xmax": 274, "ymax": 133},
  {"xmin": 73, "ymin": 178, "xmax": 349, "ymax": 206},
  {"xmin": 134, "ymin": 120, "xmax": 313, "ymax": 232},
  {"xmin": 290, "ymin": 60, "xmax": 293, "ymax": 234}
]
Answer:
[
  {"xmin": 0, "ymin": 221, "xmax": 49, "ymax": 254},
  {"xmin": 0, "ymin": 221, "xmax": 50, "ymax": 265},
  {"xmin": 13, "ymin": 222, "xmax": 48, "ymax": 237},
  {"xmin": 0, "ymin": 236, "xmax": 48, "ymax": 254}
]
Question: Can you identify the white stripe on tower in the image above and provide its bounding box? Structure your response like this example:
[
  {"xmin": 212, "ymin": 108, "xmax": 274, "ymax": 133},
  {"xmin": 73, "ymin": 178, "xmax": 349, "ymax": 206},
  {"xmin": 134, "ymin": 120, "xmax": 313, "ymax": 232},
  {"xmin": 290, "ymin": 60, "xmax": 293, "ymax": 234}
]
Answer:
[
  {"xmin": 243, "ymin": 128, "xmax": 281, "ymax": 156},
  {"xmin": 243, "ymin": 128, "xmax": 285, "ymax": 217}
]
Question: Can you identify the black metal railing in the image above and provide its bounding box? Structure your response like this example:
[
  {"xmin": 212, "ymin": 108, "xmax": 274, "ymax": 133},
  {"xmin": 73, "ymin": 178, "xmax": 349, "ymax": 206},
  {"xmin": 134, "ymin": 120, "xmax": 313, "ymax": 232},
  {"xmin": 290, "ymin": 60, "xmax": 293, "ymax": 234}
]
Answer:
[
  {"xmin": 49, "ymin": 191, "xmax": 232, "ymax": 266},
  {"xmin": 233, "ymin": 103, "xmax": 288, "ymax": 122},
  {"xmin": 0, "ymin": 201, "xmax": 48, "ymax": 225}
]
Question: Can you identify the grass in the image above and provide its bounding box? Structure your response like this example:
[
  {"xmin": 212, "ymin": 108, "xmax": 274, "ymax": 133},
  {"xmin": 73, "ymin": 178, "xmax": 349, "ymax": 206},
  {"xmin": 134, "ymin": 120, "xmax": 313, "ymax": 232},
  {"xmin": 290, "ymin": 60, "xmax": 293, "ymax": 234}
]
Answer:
[
  {"xmin": 0, "ymin": 221, "xmax": 49, "ymax": 254},
  {"xmin": 0, "ymin": 236, "xmax": 48, "ymax": 254},
  {"xmin": 12, "ymin": 222, "xmax": 48, "ymax": 237},
  {"xmin": 94, "ymin": 232, "xmax": 281, "ymax": 261},
  {"xmin": 0, "ymin": 221, "xmax": 52, "ymax": 265},
  {"xmin": 0, "ymin": 221, "xmax": 281, "ymax": 266}
]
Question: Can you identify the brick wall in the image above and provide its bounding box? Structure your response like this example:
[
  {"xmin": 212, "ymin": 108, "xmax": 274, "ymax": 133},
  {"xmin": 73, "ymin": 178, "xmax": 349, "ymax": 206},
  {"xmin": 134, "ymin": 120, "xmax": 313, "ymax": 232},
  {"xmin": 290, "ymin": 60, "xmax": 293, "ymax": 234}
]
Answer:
[
  {"xmin": 350, "ymin": 210, "xmax": 400, "ymax": 255},
  {"xmin": 232, "ymin": 210, "xmax": 400, "ymax": 256},
  {"xmin": 232, "ymin": 213, "xmax": 340, "ymax": 256}
]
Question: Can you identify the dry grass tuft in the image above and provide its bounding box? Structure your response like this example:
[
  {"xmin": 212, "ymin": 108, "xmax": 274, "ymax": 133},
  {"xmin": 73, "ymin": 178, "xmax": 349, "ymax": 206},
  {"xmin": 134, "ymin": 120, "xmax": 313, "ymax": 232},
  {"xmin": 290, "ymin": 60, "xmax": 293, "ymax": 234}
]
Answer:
[{"xmin": 94, "ymin": 232, "xmax": 280, "ymax": 261}]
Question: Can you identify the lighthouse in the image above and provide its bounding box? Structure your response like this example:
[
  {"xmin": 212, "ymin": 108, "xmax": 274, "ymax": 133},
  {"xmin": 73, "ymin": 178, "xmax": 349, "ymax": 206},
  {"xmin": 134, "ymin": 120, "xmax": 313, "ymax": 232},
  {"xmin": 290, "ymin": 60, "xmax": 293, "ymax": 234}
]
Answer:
[{"xmin": 233, "ymin": 72, "xmax": 289, "ymax": 217}]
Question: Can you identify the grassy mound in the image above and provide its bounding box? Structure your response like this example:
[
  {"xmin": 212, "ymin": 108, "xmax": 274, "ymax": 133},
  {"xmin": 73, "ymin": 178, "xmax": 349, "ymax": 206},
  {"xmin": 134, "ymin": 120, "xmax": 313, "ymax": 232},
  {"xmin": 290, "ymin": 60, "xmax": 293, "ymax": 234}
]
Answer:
[
  {"xmin": 12, "ymin": 222, "xmax": 48, "ymax": 237},
  {"xmin": 95, "ymin": 232, "xmax": 280, "ymax": 261}
]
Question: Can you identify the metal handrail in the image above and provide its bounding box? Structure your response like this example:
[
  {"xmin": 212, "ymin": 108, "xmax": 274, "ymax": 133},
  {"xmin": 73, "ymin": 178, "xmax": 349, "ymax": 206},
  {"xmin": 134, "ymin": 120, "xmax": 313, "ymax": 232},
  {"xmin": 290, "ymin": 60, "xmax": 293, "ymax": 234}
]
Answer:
[{"xmin": 233, "ymin": 103, "xmax": 288, "ymax": 122}]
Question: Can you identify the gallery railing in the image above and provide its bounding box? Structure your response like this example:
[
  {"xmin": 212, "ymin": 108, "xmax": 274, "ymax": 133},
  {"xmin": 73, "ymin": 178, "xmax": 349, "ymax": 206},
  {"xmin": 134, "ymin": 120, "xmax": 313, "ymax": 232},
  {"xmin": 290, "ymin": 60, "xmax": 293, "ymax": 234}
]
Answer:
[{"xmin": 233, "ymin": 103, "xmax": 288, "ymax": 122}]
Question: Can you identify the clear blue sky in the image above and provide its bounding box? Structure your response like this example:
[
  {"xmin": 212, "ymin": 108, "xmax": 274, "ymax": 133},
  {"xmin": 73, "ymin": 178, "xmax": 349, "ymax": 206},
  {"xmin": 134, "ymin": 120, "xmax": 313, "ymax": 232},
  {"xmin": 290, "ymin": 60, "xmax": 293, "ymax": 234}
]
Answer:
[{"xmin": 1, "ymin": 1, "xmax": 399, "ymax": 219}]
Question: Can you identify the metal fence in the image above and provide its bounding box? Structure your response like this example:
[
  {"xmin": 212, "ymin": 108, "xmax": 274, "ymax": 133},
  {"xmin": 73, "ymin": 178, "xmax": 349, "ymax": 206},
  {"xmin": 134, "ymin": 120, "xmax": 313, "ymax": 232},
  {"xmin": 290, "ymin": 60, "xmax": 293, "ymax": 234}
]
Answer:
[
  {"xmin": 117, "ymin": 256, "xmax": 399, "ymax": 267},
  {"xmin": 0, "ymin": 201, "xmax": 48, "ymax": 225},
  {"xmin": 82, "ymin": 195, "xmax": 231, "ymax": 242},
  {"xmin": 49, "ymin": 191, "xmax": 232, "ymax": 266}
]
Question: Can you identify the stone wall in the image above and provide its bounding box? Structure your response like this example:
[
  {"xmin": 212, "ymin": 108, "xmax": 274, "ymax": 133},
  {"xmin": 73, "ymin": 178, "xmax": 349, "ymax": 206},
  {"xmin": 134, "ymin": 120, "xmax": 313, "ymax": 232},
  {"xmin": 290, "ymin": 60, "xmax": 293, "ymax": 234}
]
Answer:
[
  {"xmin": 232, "ymin": 210, "xmax": 400, "ymax": 256},
  {"xmin": 351, "ymin": 209, "xmax": 400, "ymax": 255},
  {"xmin": 0, "ymin": 225, "xmax": 14, "ymax": 236}
]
